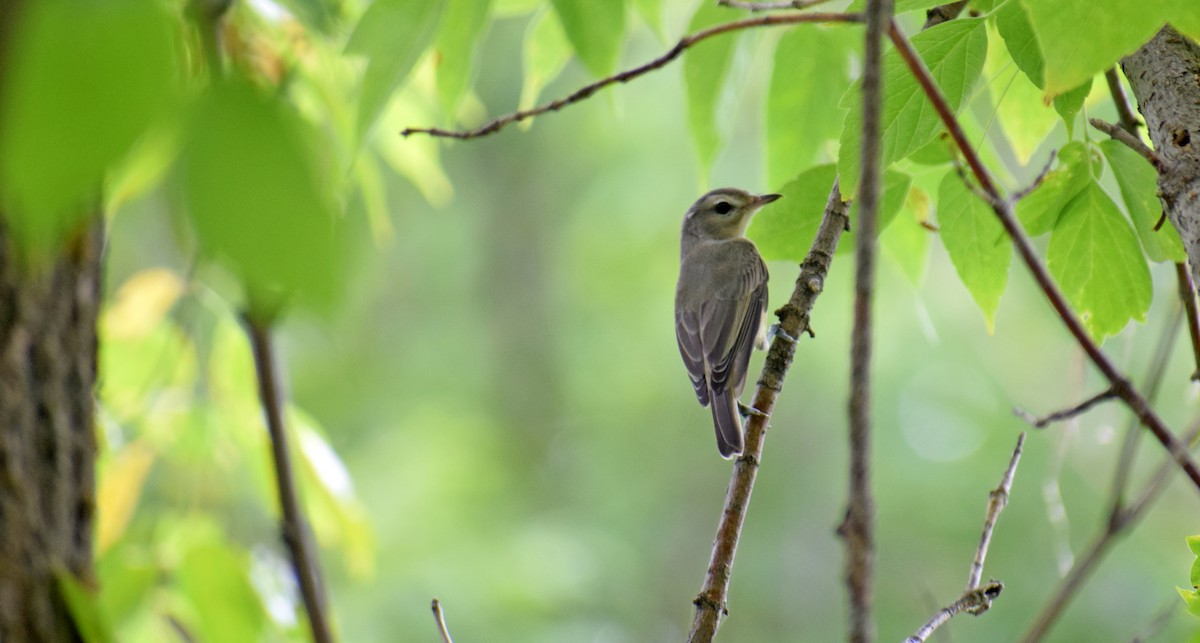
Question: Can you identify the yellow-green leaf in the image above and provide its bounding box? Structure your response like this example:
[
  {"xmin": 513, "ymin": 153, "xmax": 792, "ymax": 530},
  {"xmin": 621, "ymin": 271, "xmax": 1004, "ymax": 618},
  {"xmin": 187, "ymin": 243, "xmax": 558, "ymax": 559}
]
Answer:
[
  {"xmin": 1101, "ymin": 140, "xmax": 1186, "ymax": 263},
  {"xmin": 550, "ymin": 0, "xmax": 625, "ymax": 77},
  {"xmin": 434, "ymin": 0, "xmax": 493, "ymax": 117},
  {"xmin": 684, "ymin": 1, "xmax": 738, "ymax": 178},
  {"xmin": 938, "ymin": 173, "xmax": 1011, "ymax": 330},
  {"xmin": 1016, "ymin": 141, "xmax": 1096, "ymax": 236}
]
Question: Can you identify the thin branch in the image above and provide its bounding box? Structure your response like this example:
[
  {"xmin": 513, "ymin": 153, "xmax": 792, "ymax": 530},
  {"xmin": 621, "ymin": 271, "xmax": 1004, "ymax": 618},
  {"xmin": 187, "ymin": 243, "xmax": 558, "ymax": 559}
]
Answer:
[
  {"xmin": 923, "ymin": 0, "xmax": 967, "ymax": 29},
  {"xmin": 1008, "ymin": 150, "xmax": 1058, "ymax": 204},
  {"xmin": 1021, "ymin": 310, "xmax": 1189, "ymax": 643},
  {"xmin": 686, "ymin": 181, "xmax": 850, "ymax": 643},
  {"xmin": 245, "ymin": 315, "xmax": 335, "ymax": 643},
  {"xmin": 1013, "ymin": 389, "xmax": 1118, "ymax": 429},
  {"xmin": 1088, "ymin": 118, "xmax": 1162, "ymax": 169},
  {"xmin": 431, "ymin": 599, "xmax": 453, "ymax": 643},
  {"xmin": 717, "ymin": 0, "xmax": 834, "ymax": 11},
  {"xmin": 1176, "ymin": 262, "xmax": 1200, "ymax": 381},
  {"xmin": 904, "ymin": 433, "xmax": 1026, "ymax": 643},
  {"xmin": 904, "ymin": 582, "xmax": 1004, "ymax": 643},
  {"xmin": 841, "ymin": 0, "xmax": 890, "ymax": 639},
  {"xmin": 886, "ymin": 19, "xmax": 1200, "ymax": 494},
  {"xmin": 401, "ymin": 12, "xmax": 862, "ymax": 139},
  {"xmin": 967, "ymin": 432, "xmax": 1025, "ymax": 591},
  {"xmin": 1104, "ymin": 67, "xmax": 1141, "ymax": 135}
]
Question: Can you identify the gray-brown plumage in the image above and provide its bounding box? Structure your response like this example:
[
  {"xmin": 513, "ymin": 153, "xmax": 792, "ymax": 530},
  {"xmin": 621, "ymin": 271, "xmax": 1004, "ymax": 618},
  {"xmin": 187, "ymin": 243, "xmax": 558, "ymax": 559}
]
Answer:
[{"xmin": 675, "ymin": 188, "xmax": 780, "ymax": 458}]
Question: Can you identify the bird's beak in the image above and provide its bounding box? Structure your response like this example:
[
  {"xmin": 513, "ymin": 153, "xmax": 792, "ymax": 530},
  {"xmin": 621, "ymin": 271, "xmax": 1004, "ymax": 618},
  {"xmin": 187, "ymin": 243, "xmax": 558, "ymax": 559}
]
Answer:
[{"xmin": 756, "ymin": 193, "xmax": 782, "ymax": 205}]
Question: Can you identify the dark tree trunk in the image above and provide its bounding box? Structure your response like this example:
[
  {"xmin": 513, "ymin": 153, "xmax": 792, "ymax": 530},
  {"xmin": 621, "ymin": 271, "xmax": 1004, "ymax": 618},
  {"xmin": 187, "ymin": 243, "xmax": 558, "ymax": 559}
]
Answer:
[
  {"xmin": 0, "ymin": 3, "xmax": 103, "ymax": 641},
  {"xmin": 1122, "ymin": 26, "xmax": 1200, "ymax": 289}
]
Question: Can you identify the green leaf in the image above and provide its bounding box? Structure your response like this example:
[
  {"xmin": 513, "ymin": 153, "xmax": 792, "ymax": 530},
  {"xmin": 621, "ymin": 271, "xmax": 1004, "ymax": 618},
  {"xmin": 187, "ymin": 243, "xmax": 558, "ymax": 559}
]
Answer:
[
  {"xmin": 881, "ymin": 185, "xmax": 933, "ymax": 285},
  {"xmin": 840, "ymin": 169, "xmax": 913, "ymax": 255},
  {"xmin": 0, "ymin": 0, "xmax": 179, "ymax": 257},
  {"xmin": 767, "ymin": 27, "xmax": 852, "ymax": 189},
  {"xmin": 1179, "ymin": 587, "xmax": 1200, "ymax": 618},
  {"xmin": 176, "ymin": 537, "xmax": 266, "ymax": 642},
  {"xmin": 519, "ymin": 9, "xmax": 573, "ymax": 113},
  {"xmin": 549, "ymin": 0, "xmax": 625, "ymax": 77},
  {"xmin": 57, "ymin": 570, "xmax": 113, "ymax": 643},
  {"xmin": 938, "ymin": 173, "xmax": 1011, "ymax": 330},
  {"xmin": 748, "ymin": 165, "xmax": 838, "ymax": 262},
  {"xmin": 346, "ymin": 0, "xmax": 445, "ymax": 140},
  {"xmin": 1101, "ymin": 140, "xmax": 1186, "ymax": 263},
  {"xmin": 1051, "ymin": 77, "xmax": 1092, "ymax": 135},
  {"xmin": 1047, "ymin": 182, "xmax": 1152, "ymax": 341},
  {"xmin": 434, "ymin": 0, "xmax": 493, "ymax": 117},
  {"xmin": 1187, "ymin": 534, "xmax": 1200, "ymax": 557},
  {"xmin": 96, "ymin": 543, "xmax": 157, "ymax": 628},
  {"xmin": 632, "ymin": 0, "xmax": 664, "ymax": 38},
  {"xmin": 1016, "ymin": 141, "xmax": 1095, "ymax": 236},
  {"xmin": 1171, "ymin": 0, "xmax": 1200, "ymax": 43},
  {"xmin": 685, "ymin": 1, "xmax": 738, "ymax": 178},
  {"xmin": 1020, "ymin": 0, "xmax": 1167, "ymax": 96},
  {"xmin": 994, "ymin": 0, "xmax": 1043, "ymax": 87},
  {"xmin": 181, "ymin": 77, "xmax": 344, "ymax": 310},
  {"xmin": 839, "ymin": 19, "xmax": 987, "ymax": 196},
  {"xmin": 985, "ymin": 23, "xmax": 1056, "ymax": 165}
]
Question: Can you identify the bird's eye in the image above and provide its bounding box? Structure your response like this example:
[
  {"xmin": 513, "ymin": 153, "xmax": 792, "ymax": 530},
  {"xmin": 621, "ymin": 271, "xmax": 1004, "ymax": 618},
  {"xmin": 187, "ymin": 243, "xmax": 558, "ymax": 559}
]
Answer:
[{"xmin": 714, "ymin": 201, "xmax": 733, "ymax": 215}]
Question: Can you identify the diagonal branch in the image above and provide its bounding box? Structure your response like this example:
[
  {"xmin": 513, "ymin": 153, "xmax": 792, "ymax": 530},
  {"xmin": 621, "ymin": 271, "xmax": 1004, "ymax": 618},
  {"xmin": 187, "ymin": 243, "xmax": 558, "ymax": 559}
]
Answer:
[
  {"xmin": 1103, "ymin": 67, "xmax": 1142, "ymax": 135},
  {"xmin": 686, "ymin": 181, "xmax": 850, "ymax": 643},
  {"xmin": 1088, "ymin": 118, "xmax": 1162, "ymax": 169},
  {"xmin": 1013, "ymin": 389, "xmax": 1118, "ymax": 429},
  {"xmin": 885, "ymin": 19, "xmax": 1200, "ymax": 494},
  {"xmin": 717, "ymin": 0, "xmax": 835, "ymax": 11},
  {"xmin": 1176, "ymin": 262, "xmax": 1200, "ymax": 381},
  {"xmin": 402, "ymin": 12, "xmax": 862, "ymax": 139}
]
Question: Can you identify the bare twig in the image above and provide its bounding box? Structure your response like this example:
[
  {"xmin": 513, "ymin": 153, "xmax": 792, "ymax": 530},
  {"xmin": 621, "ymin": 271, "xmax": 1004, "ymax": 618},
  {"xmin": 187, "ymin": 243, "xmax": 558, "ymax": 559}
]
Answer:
[
  {"xmin": 1104, "ymin": 67, "xmax": 1141, "ymax": 135},
  {"xmin": 686, "ymin": 182, "xmax": 850, "ymax": 643},
  {"xmin": 431, "ymin": 599, "xmax": 453, "ymax": 643},
  {"xmin": 1021, "ymin": 310, "xmax": 1189, "ymax": 643},
  {"xmin": 904, "ymin": 433, "xmax": 1026, "ymax": 643},
  {"xmin": 401, "ymin": 12, "xmax": 862, "ymax": 139},
  {"xmin": 1088, "ymin": 118, "xmax": 1162, "ymax": 169},
  {"xmin": 904, "ymin": 582, "xmax": 1004, "ymax": 643},
  {"xmin": 245, "ymin": 315, "xmax": 335, "ymax": 643},
  {"xmin": 886, "ymin": 19, "xmax": 1200, "ymax": 494},
  {"xmin": 923, "ymin": 0, "xmax": 967, "ymax": 29},
  {"xmin": 1013, "ymin": 389, "xmax": 1118, "ymax": 429},
  {"xmin": 1176, "ymin": 262, "xmax": 1200, "ymax": 381},
  {"xmin": 840, "ymin": 0, "xmax": 890, "ymax": 640},
  {"xmin": 1008, "ymin": 150, "xmax": 1058, "ymax": 204},
  {"xmin": 717, "ymin": 0, "xmax": 834, "ymax": 11}
]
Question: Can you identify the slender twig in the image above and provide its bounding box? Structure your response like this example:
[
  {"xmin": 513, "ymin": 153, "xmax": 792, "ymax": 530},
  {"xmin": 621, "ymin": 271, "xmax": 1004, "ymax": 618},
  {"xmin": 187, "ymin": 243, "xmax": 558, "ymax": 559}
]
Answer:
[
  {"xmin": 686, "ymin": 182, "xmax": 850, "ymax": 643},
  {"xmin": 1176, "ymin": 262, "xmax": 1200, "ymax": 381},
  {"xmin": 923, "ymin": 0, "xmax": 967, "ymax": 29},
  {"xmin": 886, "ymin": 20, "xmax": 1200, "ymax": 494},
  {"xmin": 401, "ymin": 12, "xmax": 862, "ymax": 139},
  {"xmin": 904, "ymin": 433, "xmax": 1026, "ymax": 643},
  {"xmin": 1129, "ymin": 598, "xmax": 1179, "ymax": 643},
  {"xmin": 1021, "ymin": 311, "xmax": 1189, "ymax": 643},
  {"xmin": 431, "ymin": 599, "xmax": 453, "ymax": 643},
  {"xmin": 1104, "ymin": 68, "xmax": 1141, "ymax": 135},
  {"xmin": 1088, "ymin": 118, "xmax": 1162, "ymax": 169},
  {"xmin": 717, "ymin": 0, "xmax": 834, "ymax": 11},
  {"xmin": 1013, "ymin": 389, "xmax": 1118, "ymax": 429},
  {"xmin": 1008, "ymin": 151, "xmax": 1058, "ymax": 204},
  {"xmin": 245, "ymin": 315, "xmax": 335, "ymax": 643},
  {"xmin": 905, "ymin": 582, "xmax": 1004, "ymax": 643},
  {"xmin": 840, "ymin": 0, "xmax": 889, "ymax": 641}
]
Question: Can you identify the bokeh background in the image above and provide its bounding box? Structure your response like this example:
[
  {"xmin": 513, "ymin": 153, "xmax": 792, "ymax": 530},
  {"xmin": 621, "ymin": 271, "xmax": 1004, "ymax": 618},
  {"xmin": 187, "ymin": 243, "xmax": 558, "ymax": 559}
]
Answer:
[{"xmin": 92, "ymin": 1, "xmax": 1200, "ymax": 641}]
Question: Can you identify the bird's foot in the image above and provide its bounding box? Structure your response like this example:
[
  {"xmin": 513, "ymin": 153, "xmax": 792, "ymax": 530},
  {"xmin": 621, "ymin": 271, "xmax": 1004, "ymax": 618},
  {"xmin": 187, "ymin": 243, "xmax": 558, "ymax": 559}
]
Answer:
[
  {"xmin": 767, "ymin": 323, "xmax": 798, "ymax": 345},
  {"xmin": 738, "ymin": 401, "xmax": 768, "ymax": 418}
]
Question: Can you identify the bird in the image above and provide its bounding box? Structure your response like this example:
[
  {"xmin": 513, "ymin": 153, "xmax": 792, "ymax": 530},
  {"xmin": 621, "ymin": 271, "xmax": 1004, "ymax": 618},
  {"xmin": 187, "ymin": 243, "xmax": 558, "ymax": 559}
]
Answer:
[{"xmin": 675, "ymin": 188, "xmax": 781, "ymax": 458}]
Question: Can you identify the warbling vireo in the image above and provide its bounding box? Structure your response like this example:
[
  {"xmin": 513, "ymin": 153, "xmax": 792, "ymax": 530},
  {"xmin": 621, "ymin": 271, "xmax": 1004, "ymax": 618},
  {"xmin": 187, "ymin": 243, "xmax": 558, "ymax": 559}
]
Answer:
[{"xmin": 675, "ymin": 188, "xmax": 781, "ymax": 458}]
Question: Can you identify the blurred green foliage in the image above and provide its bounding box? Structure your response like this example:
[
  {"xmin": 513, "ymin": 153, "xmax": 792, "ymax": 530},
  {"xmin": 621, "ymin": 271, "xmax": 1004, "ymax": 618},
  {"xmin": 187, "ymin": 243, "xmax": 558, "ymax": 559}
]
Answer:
[{"xmin": 1, "ymin": 0, "xmax": 1198, "ymax": 640}]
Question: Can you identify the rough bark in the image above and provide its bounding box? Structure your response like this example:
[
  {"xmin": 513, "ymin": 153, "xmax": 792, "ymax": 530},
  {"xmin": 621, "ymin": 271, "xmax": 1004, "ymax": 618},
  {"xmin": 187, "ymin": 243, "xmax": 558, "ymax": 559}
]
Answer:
[
  {"xmin": 0, "ymin": 3, "xmax": 103, "ymax": 640},
  {"xmin": 1122, "ymin": 26, "xmax": 1200, "ymax": 289}
]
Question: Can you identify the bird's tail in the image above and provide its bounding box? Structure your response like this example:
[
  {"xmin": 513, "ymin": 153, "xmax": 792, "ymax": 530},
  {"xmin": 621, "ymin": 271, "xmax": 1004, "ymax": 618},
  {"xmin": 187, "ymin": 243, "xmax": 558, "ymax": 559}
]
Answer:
[{"xmin": 710, "ymin": 388, "xmax": 744, "ymax": 458}]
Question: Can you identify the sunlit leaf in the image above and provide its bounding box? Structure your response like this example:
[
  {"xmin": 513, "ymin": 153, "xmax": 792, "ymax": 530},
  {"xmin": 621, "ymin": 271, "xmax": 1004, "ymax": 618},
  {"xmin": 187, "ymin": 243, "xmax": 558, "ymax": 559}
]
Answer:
[
  {"xmin": 1047, "ymin": 182, "xmax": 1152, "ymax": 341},
  {"xmin": 97, "ymin": 440, "xmax": 156, "ymax": 555},
  {"xmin": 434, "ymin": 0, "xmax": 492, "ymax": 117},
  {"xmin": 346, "ymin": 0, "xmax": 445, "ymax": 140},
  {"xmin": 1020, "ymin": 0, "xmax": 1166, "ymax": 96},
  {"xmin": 1016, "ymin": 141, "xmax": 1096, "ymax": 236},
  {"xmin": 57, "ymin": 570, "xmax": 113, "ymax": 643},
  {"xmin": 1051, "ymin": 77, "xmax": 1092, "ymax": 135},
  {"xmin": 377, "ymin": 86, "xmax": 455, "ymax": 208},
  {"xmin": 1101, "ymin": 140, "xmax": 1186, "ymax": 263},
  {"xmin": 767, "ymin": 27, "xmax": 852, "ymax": 189},
  {"xmin": 519, "ymin": 9, "xmax": 573, "ymax": 115},
  {"xmin": 95, "ymin": 543, "xmax": 157, "ymax": 629},
  {"xmin": 104, "ymin": 269, "xmax": 185, "ymax": 340},
  {"xmin": 181, "ymin": 76, "xmax": 344, "ymax": 310},
  {"xmin": 684, "ymin": 1, "xmax": 738, "ymax": 178},
  {"xmin": 938, "ymin": 173, "xmax": 1010, "ymax": 330},
  {"xmin": 984, "ymin": 24, "xmax": 1056, "ymax": 164},
  {"xmin": 0, "ymin": 0, "xmax": 180, "ymax": 257},
  {"xmin": 550, "ymin": 0, "xmax": 625, "ymax": 77},
  {"xmin": 174, "ymin": 529, "xmax": 267, "ymax": 642},
  {"xmin": 839, "ymin": 19, "xmax": 987, "ymax": 196},
  {"xmin": 1172, "ymin": 2, "xmax": 1200, "ymax": 43},
  {"xmin": 994, "ymin": 0, "xmax": 1042, "ymax": 87},
  {"xmin": 631, "ymin": 0, "xmax": 664, "ymax": 39}
]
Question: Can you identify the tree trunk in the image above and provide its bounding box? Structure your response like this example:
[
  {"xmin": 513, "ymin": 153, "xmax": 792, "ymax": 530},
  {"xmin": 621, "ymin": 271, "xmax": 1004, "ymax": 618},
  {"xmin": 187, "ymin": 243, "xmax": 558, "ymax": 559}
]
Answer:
[
  {"xmin": 1121, "ymin": 26, "xmax": 1200, "ymax": 289},
  {"xmin": 0, "ymin": 3, "xmax": 103, "ymax": 641}
]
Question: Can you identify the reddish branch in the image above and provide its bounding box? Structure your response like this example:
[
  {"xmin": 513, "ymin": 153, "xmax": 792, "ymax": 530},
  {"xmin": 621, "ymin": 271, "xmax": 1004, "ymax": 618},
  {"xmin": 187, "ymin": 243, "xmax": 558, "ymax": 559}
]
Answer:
[
  {"xmin": 401, "ymin": 12, "xmax": 862, "ymax": 139},
  {"xmin": 886, "ymin": 20, "xmax": 1200, "ymax": 493}
]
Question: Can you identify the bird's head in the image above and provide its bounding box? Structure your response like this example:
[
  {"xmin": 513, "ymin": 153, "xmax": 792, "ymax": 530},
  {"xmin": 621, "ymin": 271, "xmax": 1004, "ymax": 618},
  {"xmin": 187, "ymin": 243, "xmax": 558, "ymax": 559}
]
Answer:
[{"xmin": 682, "ymin": 188, "xmax": 781, "ymax": 241}]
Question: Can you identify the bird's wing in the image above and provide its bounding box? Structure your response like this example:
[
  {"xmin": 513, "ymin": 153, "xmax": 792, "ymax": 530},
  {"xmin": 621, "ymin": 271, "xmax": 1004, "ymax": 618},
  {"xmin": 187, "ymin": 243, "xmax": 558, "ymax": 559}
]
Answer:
[
  {"xmin": 676, "ymin": 306, "xmax": 710, "ymax": 405},
  {"xmin": 702, "ymin": 248, "xmax": 768, "ymax": 398}
]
